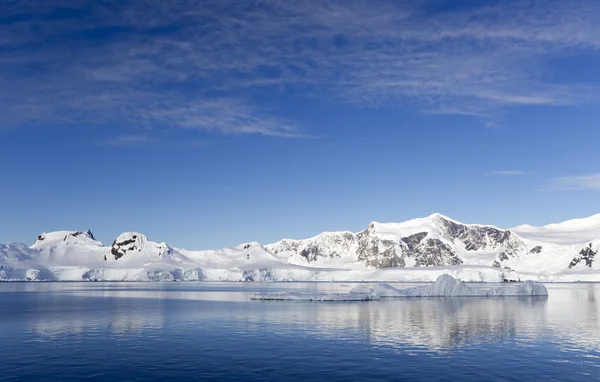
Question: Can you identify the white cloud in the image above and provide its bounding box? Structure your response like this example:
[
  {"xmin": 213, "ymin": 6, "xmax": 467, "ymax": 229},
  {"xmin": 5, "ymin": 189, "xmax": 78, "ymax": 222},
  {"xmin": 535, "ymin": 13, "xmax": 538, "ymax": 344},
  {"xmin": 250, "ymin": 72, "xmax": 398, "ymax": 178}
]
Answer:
[
  {"xmin": 135, "ymin": 99, "xmax": 307, "ymax": 138},
  {"xmin": 105, "ymin": 135, "xmax": 153, "ymax": 147},
  {"xmin": 1, "ymin": 0, "xmax": 600, "ymax": 136},
  {"xmin": 103, "ymin": 134, "xmax": 211, "ymax": 148},
  {"xmin": 550, "ymin": 174, "xmax": 600, "ymax": 190},
  {"xmin": 490, "ymin": 170, "xmax": 527, "ymax": 176}
]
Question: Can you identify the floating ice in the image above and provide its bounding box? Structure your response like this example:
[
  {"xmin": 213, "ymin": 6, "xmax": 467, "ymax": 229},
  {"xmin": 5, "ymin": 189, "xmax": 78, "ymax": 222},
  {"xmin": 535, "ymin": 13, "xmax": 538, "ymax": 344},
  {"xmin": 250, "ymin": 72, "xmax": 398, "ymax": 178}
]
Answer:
[
  {"xmin": 251, "ymin": 275, "xmax": 548, "ymax": 301},
  {"xmin": 250, "ymin": 291, "xmax": 378, "ymax": 301},
  {"xmin": 352, "ymin": 274, "xmax": 548, "ymax": 297}
]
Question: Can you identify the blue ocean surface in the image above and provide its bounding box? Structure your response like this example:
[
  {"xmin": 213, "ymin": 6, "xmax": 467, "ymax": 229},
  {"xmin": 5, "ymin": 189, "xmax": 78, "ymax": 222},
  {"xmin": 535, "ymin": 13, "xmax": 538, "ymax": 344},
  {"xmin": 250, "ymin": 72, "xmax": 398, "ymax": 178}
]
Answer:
[{"xmin": 1, "ymin": 282, "xmax": 599, "ymax": 381}]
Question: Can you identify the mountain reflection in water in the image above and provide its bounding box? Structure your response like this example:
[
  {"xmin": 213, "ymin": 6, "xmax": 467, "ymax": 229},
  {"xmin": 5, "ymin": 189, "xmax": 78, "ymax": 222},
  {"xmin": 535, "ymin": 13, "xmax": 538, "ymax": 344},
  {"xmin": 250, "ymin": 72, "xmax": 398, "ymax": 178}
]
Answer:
[{"xmin": 2, "ymin": 282, "xmax": 598, "ymax": 351}]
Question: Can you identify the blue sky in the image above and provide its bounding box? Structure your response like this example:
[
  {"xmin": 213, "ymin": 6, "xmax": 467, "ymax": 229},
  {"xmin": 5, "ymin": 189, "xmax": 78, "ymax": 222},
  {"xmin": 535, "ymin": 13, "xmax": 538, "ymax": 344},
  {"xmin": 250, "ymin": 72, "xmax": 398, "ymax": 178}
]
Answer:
[{"xmin": 1, "ymin": 0, "xmax": 599, "ymax": 249}]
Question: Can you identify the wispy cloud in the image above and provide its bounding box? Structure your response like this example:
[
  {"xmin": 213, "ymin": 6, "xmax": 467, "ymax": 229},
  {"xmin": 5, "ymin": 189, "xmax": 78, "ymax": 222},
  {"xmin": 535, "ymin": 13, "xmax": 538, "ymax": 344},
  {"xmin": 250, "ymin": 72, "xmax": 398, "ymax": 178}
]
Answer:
[
  {"xmin": 136, "ymin": 99, "xmax": 307, "ymax": 138},
  {"xmin": 102, "ymin": 133, "xmax": 211, "ymax": 148},
  {"xmin": 550, "ymin": 173, "xmax": 600, "ymax": 190},
  {"xmin": 490, "ymin": 170, "xmax": 527, "ymax": 176},
  {"xmin": 104, "ymin": 134, "xmax": 153, "ymax": 147},
  {"xmin": 1, "ymin": 0, "xmax": 600, "ymax": 138}
]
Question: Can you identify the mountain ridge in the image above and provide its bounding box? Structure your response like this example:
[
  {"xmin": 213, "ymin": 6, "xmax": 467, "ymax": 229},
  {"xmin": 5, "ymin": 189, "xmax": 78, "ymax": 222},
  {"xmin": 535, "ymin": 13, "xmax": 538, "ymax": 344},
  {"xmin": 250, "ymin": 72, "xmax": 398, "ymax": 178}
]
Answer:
[{"xmin": 1, "ymin": 213, "xmax": 599, "ymax": 282}]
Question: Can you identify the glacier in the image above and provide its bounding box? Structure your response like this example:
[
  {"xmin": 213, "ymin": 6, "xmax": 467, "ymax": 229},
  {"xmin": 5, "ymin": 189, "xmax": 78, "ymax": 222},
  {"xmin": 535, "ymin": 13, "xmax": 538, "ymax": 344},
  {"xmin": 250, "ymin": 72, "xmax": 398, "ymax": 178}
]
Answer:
[
  {"xmin": 251, "ymin": 275, "xmax": 548, "ymax": 300},
  {"xmin": 1, "ymin": 213, "xmax": 599, "ymax": 282}
]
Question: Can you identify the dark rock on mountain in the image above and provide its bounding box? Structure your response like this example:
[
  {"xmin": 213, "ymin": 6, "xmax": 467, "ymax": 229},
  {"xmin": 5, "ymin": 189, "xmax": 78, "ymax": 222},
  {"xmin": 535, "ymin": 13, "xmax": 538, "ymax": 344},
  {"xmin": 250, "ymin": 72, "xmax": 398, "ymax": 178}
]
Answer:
[
  {"xmin": 413, "ymin": 238, "xmax": 462, "ymax": 267},
  {"xmin": 401, "ymin": 232, "xmax": 428, "ymax": 250},
  {"xmin": 529, "ymin": 246, "xmax": 543, "ymax": 254},
  {"xmin": 569, "ymin": 244, "xmax": 597, "ymax": 268},
  {"xmin": 109, "ymin": 233, "xmax": 171, "ymax": 261},
  {"xmin": 64, "ymin": 230, "xmax": 95, "ymax": 242},
  {"xmin": 441, "ymin": 219, "xmax": 510, "ymax": 250},
  {"xmin": 111, "ymin": 237, "xmax": 137, "ymax": 260},
  {"xmin": 439, "ymin": 218, "xmax": 524, "ymax": 266},
  {"xmin": 32, "ymin": 230, "xmax": 99, "ymax": 247},
  {"xmin": 299, "ymin": 246, "xmax": 326, "ymax": 262}
]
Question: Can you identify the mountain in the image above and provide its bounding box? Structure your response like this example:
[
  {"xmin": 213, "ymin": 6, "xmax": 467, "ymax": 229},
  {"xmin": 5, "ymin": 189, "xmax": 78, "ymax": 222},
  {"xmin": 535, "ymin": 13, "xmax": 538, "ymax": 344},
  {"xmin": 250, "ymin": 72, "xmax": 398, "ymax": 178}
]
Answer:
[
  {"xmin": 109, "ymin": 232, "xmax": 175, "ymax": 261},
  {"xmin": 511, "ymin": 214, "xmax": 600, "ymax": 276},
  {"xmin": 266, "ymin": 214, "xmax": 526, "ymax": 269},
  {"xmin": 512, "ymin": 213, "xmax": 600, "ymax": 245},
  {"xmin": 31, "ymin": 230, "xmax": 102, "ymax": 249},
  {"xmin": 1, "ymin": 213, "xmax": 599, "ymax": 282}
]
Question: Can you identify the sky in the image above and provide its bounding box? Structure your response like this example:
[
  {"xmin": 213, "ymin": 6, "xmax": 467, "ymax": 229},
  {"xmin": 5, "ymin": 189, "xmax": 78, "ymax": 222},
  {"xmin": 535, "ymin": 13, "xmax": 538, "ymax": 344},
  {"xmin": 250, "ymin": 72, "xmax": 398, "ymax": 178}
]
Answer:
[{"xmin": 1, "ymin": 0, "xmax": 600, "ymax": 249}]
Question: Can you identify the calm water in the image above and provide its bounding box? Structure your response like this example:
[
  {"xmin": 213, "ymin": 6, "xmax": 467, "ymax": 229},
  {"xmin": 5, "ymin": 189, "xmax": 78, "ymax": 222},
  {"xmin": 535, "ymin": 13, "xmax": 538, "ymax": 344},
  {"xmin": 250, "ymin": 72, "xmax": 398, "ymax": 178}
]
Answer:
[{"xmin": 1, "ymin": 282, "xmax": 599, "ymax": 381}]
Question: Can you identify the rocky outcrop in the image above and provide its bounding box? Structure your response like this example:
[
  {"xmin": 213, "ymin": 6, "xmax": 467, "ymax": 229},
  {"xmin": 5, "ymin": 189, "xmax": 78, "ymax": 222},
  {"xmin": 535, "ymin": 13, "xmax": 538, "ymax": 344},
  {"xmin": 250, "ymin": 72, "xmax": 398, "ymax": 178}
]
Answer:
[
  {"xmin": 111, "ymin": 236, "xmax": 138, "ymax": 260},
  {"xmin": 355, "ymin": 222, "xmax": 466, "ymax": 268},
  {"xmin": 355, "ymin": 230, "xmax": 405, "ymax": 268},
  {"xmin": 438, "ymin": 218, "xmax": 525, "ymax": 266},
  {"xmin": 401, "ymin": 232, "xmax": 428, "ymax": 250},
  {"xmin": 68, "ymin": 230, "xmax": 96, "ymax": 241},
  {"xmin": 110, "ymin": 232, "xmax": 171, "ymax": 260},
  {"xmin": 442, "ymin": 219, "xmax": 510, "ymax": 251},
  {"xmin": 569, "ymin": 243, "xmax": 597, "ymax": 268},
  {"xmin": 268, "ymin": 232, "xmax": 357, "ymax": 262},
  {"xmin": 529, "ymin": 246, "xmax": 543, "ymax": 254},
  {"xmin": 412, "ymin": 238, "xmax": 462, "ymax": 267}
]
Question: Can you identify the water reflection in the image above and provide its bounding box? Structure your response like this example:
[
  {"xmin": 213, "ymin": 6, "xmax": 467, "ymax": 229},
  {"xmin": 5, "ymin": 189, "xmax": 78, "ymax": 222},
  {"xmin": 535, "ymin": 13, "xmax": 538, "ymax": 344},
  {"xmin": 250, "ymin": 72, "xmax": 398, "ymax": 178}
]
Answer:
[
  {"xmin": 360, "ymin": 297, "xmax": 547, "ymax": 350},
  {"xmin": 248, "ymin": 296, "xmax": 551, "ymax": 351},
  {"xmin": 28, "ymin": 299, "xmax": 166, "ymax": 340},
  {"xmin": 1, "ymin": 282, "xmax": 599, "ymax": 353}
]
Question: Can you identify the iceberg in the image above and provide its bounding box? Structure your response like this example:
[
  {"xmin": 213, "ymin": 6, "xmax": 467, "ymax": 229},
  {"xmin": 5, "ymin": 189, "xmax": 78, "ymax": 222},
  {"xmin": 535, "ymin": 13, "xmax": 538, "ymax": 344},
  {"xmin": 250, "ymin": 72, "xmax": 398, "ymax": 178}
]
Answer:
[
  {"xmin": 251, "ymin": 275, "xmax": 548, "ymax": 301},
  {"xmin": 352, "ymin": 275, "xmax": 548, "ymax": 297}
]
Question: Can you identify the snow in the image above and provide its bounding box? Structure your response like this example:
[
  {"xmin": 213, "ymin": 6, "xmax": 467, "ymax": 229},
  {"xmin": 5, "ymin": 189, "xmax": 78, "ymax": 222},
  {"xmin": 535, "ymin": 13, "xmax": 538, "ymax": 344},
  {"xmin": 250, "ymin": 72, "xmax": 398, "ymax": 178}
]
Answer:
[
  {"xmin": 370, "ymin": 213, "xmax": 505, "ymax": 238},
  {"xmin": 512, "ymin": 214, "xmax": 600, "ymax": 245},
  {"xmin": 31, "ymin": 230, "xmax": 102, "ymax": 249},
  {"xmin": 251, "ymin": 275, "xmax": 548, "ymax": 301},
  {"xmin": 509, "ymin": 216, "xmax": 600, "ymax": 276},
  {"xmin": 1, "ymin": 213, "xmax": 600, "ymax": 282},
  {"xmin": 266, "ymin": 212, "xmax": 527, "ymax": 273}
]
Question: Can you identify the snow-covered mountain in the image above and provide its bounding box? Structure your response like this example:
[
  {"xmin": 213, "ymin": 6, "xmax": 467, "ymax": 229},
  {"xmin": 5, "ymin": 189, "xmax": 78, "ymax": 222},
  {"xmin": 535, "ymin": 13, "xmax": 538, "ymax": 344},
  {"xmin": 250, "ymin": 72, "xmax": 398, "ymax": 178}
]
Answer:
[
  {"xmin": 1, "ymin": 213, "xmax": 599, "ymax": 282},
  {"xmin": 267, "ymin": 213, "xmax": 526, "ymax": 270},
  {"xmin": 511, "ymin": 214, "xmax": 600, "ymax": 278},
  {"xmin": 32, "ymin": 230, "xmax": 101, "ymax": 249}
]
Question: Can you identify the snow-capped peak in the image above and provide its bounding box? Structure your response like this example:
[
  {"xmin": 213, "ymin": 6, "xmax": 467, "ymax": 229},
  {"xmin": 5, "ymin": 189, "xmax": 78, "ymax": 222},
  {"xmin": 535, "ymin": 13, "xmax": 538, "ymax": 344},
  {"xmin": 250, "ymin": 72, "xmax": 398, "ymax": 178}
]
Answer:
[
  {"xmin": 267, "ymin": 213, "xmax": 526, "ymax": 269},
  {"xmin": 234, "ymin": 241, "xmax": 263, "ymax": 250},
  {"xmin": 109, "ymin": 232, "xmax": 173, "ymax": 261},
  {"xmin": 31, "ymin": 230, "xmax": 102, "ymax": 249},
  {"xmin": 365, "ymin": 214, "xmax": 449, "ymax": 238},
  {"xmin": 428, "ymin": 212, "xmax": 456, "ymax": 221},
  {"xmin": 364, "ymin": 213, "xmax": 496, "ymax": 239}
]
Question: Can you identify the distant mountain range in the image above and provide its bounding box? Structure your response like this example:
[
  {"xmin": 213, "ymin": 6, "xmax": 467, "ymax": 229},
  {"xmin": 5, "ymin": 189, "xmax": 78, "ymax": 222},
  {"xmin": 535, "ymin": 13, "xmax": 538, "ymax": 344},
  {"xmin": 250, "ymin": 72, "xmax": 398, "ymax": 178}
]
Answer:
[{"xmin": 1, "ymin": 213, "xmax": 599, "ymax": 282}]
